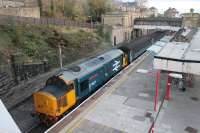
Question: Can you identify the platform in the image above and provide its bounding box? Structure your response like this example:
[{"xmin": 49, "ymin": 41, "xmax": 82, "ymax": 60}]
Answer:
[
  {"xmin": 45, "ymin": 52, "xmax": 161, "ymax": 133},
  {"xmin": 0, "ymin": 99, "xmax": 21, "ymax": 133},
  {"xmin": 46, "ymin": 50, "xmax": 200, "ymax": 133},
  {"xmin": 46, "ymin": 33, "xmax": 200, "ymax": 133},
  {"xmin": 53, "ymin": 51, "xmax": 153, "ymax": 133},
  {"xmin": 155, "ymin": 76, "xmax": 200, "ymax": 133},
  {"xmin": 59, "ymin": 53, "xmax": 158, "ymax": 133}
]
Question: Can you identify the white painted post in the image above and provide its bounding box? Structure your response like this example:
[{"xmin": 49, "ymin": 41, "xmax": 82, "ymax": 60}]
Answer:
[{"xmin": 58, "ymin": 44, "xmax": 63, "ymax": 69}]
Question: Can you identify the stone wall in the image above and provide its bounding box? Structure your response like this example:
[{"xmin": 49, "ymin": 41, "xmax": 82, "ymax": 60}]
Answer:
[
  {"xmin": 40, "ymin": 0, "xmax": 51, "ymax": 14},
  {"xmin": 106, "ymin": 25, "xmax": 154, "ymax": 46},
  {"xmin": 102, "ymin": 10, "xmax": 155, "ymax": 46},
  {"xmin": 0, "ymin": 0, "xmax": 25, "ymax": 8},
  {"xmin": 0, "ymin": 0, "xmax": 38, "ymax": 7},
  {"xmin": 106, "ymin": 26, "xmax": 133, "ymax": 46},
  {"xmin": 0, "ymin": 7, "xmax": 40, "ymax": 18},
  {"xmin": 102, "ymin": 12, "xmax": 133, "ymax": 27},
  {"xmin": 182, "ymin": 13, "xmax": 200, "ymax": 28}
]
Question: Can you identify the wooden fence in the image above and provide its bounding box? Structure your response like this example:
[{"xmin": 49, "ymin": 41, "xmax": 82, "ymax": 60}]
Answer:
[{"xmin": 0, "ymin": 15, "xmax": 97, "ymax": 28}]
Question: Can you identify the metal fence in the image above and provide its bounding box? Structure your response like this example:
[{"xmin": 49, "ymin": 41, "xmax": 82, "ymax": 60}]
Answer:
[
  {"xmin": 13, "ymin": 61, "xmax": 50, "ymax": 82},
  {"xmin": 0, "ymin": 60, "xmax": 50, "ymax": 82},
  {"xmin": 134, "ymin": 17, "xmax": 183, "ymax": 27},
  {"xmin": 0, "ymin": 60, "xmax": 50, "ymax": 97},
  {"xmin": 0, "ymin": 15, "xmax": 97, "ymax": 28}
]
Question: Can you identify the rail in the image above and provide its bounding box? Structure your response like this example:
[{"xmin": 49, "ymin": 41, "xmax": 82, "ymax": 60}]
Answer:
[{"xmin": 44, "ymin": 52, "xmax": 150, "ymax": 133}]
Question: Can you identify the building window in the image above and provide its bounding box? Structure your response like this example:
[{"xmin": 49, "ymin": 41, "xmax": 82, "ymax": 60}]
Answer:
[
  {"xmin": 114, "ymin": 36, "xmax": 117, "ymax": 46},
  {"xmin": 125, "ymin": 32, "xmax": 127, "ymax": 41},
  {"xmin": 122, "ymin": 18, "xmax": 124, "ymax": 26}
]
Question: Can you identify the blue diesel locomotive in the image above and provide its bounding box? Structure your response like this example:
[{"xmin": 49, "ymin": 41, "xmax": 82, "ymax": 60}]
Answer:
[{"xmin": 33, "ymin": 31, "xmax": 164, "ymax": 123}]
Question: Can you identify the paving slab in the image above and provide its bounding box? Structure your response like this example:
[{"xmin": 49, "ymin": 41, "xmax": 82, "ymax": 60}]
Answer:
[{"xmin": 57, "ymin": 53, "xmax": 200, "ymax": 133}]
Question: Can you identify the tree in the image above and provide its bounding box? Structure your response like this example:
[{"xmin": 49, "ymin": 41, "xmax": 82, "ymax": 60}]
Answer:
[
  {"xmin": 40, "ymin": 0, "xmax": 116, "ymax": 21},
  {"xmin": 63, "ymin": 0, "xmax": 75, "ymax": 18},
  {"xmin": 88, "ymin": 0, "xmax": 115, "ymax": 22}
]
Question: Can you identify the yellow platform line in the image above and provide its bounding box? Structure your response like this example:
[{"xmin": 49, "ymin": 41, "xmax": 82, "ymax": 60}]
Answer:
[{"xmin": 63, "ymin": 53, "xmax": 150, "ymax": 133}]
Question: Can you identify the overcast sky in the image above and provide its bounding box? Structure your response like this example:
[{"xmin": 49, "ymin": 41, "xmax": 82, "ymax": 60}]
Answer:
[{"xmin": 122, "ymin": 0, "xmax": 200, "ymax": 13}]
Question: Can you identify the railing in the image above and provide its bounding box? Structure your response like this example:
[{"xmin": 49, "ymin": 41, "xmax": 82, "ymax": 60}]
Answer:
[
  {"xmin": 13, "ymin": 61, "xmax": 50, "ymax": 82},
  {"xmin": 134, "ymin": 17, "xmax": 183, "ymax": 27},
  {"xmin": 0, "ymin": 71, "xmax": 16, "ymax": 97},
  {"xmin": 0, "ymin": 60, "xmax": 50, "ymax": 82},
  {"xmin": 134, "ymin": 21, "xmax": 182, "ymax": 27},
  {"xmin": 0, "ymin": 15, "xmax": 97, "ymax": 28}
]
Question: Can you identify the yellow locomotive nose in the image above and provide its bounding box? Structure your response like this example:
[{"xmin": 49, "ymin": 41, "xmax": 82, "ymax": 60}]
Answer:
[
  {"xmin": 33, "ymin": 76, "xmax": 76, "ymax": 121},
  {"xmin": 34, "ymin": 92, "xmax": 57, "ymax": 117}
]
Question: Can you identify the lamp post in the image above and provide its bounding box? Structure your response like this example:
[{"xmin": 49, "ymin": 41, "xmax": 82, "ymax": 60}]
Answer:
[
  {"xmin": 88, "ymin": 16, "xmax": 92, "ymax": 28},
  {"xmin": 63, "ymin": 0, "xmax": 65, "ymax": 17},
  {"xmin": 58, "ymin": 44, "xmax": 63, "ymax": 69},
  {"xmin": 54, "ymin": 30, "xmax": 65, "ymax": 69}
]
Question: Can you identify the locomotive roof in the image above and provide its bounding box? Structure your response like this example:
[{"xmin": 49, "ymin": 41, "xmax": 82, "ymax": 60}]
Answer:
[{"xmin": 58, "ymin": 49, "xmax": 123, "ymax": 81}]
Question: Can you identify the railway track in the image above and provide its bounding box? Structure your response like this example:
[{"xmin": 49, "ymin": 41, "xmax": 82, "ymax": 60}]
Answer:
[
  {"xmin": 44, "ymin": 52, "xmax": 150, "ymax": 133},
  {"xmin": 27, "ymin": 73, "xmax": 127, "ymax": 133},
  {"xmin": 9, "ymin": 53, "xmax": 150, "ymax": 133},
  {"xmin": 8, "ymin": 90, "xmax": 53, "ymax": 133},
  {"xmin": 7, "ymin": 32, "xmax": 164, "ymax": 133},
  {"xmin": 5, "ymin": 52, "xmax": 113, "ymax": 133},
  {"xmin": 8, "ymin": 95, "xmax": 41, "ymax": 133},
  {"xmin": 7, "ymin": 50, "xmax": 149, "ymax": 133},
  {"xmin": 9, "ymin": 51, "xmax": 145, "ymax": 133}
]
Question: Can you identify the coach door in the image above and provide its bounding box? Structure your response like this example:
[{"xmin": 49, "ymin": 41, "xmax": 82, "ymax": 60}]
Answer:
[{"xmin": 78, "ymin": 79, "xmax": 89, "ymax": 100}]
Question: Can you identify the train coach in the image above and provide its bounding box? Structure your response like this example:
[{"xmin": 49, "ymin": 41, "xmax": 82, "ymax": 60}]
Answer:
[{"xmin": 118, "ymin": 31, "xmax": 165, "ymax": 64}]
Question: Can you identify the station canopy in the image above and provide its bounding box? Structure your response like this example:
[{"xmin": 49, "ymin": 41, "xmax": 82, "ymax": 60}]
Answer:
[{"xmin": 154, "ymin": 29, "xmax": 200, "ymax": 75}]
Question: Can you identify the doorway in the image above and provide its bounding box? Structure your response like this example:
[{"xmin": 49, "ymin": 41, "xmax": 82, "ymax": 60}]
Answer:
[{"xmin": 114, "ymin": 36, "xmax": 116, "ymax": 46}]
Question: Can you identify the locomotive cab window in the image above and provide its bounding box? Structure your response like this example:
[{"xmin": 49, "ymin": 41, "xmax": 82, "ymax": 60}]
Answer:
[
  {"xmin": 46, "ymin": 76, "xmax": 71, "ymax": 92},
  {"xmin": 46, "ymin": 77, "xmax": 66, "ymax": 90}
]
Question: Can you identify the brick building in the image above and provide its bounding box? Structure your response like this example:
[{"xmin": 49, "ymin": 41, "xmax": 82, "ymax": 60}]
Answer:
[
  {"xmin": 102, "ymin": 6, "xmax": 157, "ymax": 45},
  {"xmin": 0, "ymin": 0, "xmax": 40, "ymax": 18},
  {"xmin": 182, "ymin": 13, "xmax": 200, "ymax": 28}
]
